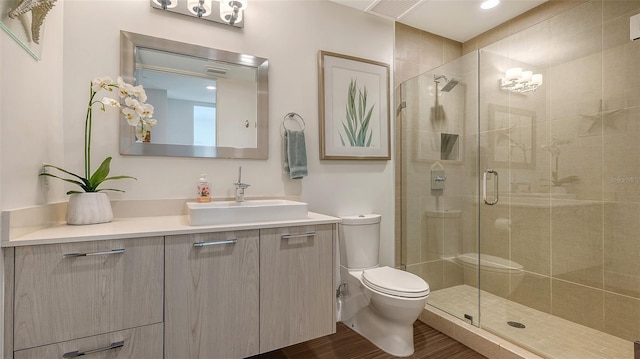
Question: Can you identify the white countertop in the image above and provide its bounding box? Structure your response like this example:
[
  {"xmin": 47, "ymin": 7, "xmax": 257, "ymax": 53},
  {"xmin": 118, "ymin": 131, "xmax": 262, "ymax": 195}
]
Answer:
[{"xmin": 3, "ymin": 212, "xmax": 341, "ymax": 247}]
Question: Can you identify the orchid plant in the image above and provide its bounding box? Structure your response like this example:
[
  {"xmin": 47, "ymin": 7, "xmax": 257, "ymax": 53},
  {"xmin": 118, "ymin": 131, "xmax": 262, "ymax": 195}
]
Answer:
[
  {"xmin": 541, "ymin": 135, "xmax": 579, "ymax": 187},
  {"xmin": 40, "ymin": 77, "xmax": 157, "ymax": 194}
]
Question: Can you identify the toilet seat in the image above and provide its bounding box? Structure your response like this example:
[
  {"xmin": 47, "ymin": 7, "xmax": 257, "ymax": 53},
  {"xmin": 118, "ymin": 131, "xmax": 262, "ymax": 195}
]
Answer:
[{"xmin": 362, "ymin": 266, "xmax": 430, "ymax": 298}]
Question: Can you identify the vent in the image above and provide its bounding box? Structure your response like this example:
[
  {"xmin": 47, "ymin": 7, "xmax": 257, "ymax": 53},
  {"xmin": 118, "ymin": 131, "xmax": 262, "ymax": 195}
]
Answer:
[{"xmin": 369, "ymin": 0, "xmax": 420, "ymax": 20}]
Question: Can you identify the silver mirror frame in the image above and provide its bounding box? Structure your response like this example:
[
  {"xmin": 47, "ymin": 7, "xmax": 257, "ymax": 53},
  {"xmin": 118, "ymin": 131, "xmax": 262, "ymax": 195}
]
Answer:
[{"xmin": 119, "ymin": 30, "xmax": 269, "ymax": 159}]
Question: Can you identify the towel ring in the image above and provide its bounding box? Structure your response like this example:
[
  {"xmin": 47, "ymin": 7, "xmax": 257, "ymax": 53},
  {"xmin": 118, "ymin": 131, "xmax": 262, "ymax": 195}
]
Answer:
[{"xmin": 281, "ymin": 112, "xmax": 305, "ymax": 133}]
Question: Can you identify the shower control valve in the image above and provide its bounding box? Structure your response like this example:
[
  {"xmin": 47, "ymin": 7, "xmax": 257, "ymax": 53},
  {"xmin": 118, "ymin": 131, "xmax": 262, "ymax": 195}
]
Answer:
[{"xmin": 431, "ymin": 169, "xmax": 446, "ymax": 190}]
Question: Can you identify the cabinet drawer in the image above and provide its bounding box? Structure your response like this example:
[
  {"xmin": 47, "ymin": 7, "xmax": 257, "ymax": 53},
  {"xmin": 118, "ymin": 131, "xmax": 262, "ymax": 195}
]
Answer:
[
  {"xmin": 260, "ymin": 224, "xmax": 335, "ymax": 353},
  {"xmin": 165, "ymin": 230, "xmax": 260, "ymax": 359},
  {"xmin": 14, "ymin": 237, "xmax": 164, "ymax": 350},
  {"xmin": 14, "ymin": 323, "xmax": 163, "ymax": 359}
]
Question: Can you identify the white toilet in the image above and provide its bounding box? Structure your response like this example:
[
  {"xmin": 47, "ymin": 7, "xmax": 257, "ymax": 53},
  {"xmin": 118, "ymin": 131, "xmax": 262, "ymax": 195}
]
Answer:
[{"xmin": 338, "ymin": 214, "xmax": 430, "ymax": 357}]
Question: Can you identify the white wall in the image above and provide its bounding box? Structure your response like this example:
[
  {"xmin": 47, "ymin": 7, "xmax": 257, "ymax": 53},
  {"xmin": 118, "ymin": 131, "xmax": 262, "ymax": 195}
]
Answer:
[{"xmin": 1, "ymin": 1, "xmax": 396, "ymax": 265}]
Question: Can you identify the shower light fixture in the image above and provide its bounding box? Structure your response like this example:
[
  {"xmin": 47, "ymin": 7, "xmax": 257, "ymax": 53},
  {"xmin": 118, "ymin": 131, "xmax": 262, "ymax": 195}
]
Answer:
[
  {"xmin": 500, "ymin": 67, "xmax": 543, "ymax": 94},
  {"xmin": 480, "ymin": 0, "xmax": 499, "ymax": 10},
  {"xmin": 149, "ymin": 0, "xmax": 246, "ymax": 27}
]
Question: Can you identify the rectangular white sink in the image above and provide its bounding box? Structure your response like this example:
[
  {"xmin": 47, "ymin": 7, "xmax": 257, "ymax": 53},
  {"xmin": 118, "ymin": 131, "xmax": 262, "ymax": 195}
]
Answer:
[{"xmin": 187, "ymin": 199, "xmax": 308, "ymax": 226}]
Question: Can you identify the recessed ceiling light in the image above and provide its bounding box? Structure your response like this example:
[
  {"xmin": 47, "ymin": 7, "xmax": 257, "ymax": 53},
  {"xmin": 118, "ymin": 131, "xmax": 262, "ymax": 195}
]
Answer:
[
  {"xmin": 206, "ymin": 85, "xmax": 216, "ymax": 90},
  {"xmin": 480, "ymin": 0, "xmax": 499, "ymax": 10}
]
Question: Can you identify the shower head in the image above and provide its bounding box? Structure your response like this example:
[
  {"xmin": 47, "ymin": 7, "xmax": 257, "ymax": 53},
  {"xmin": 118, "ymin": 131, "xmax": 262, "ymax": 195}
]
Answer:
[
  {"xmin": 441, "ymin": 78, "xmax": 459, "ymax": 92},
  {"xmin": 434, "ymin": 74, "xmax": 459, "ymax": 92}
]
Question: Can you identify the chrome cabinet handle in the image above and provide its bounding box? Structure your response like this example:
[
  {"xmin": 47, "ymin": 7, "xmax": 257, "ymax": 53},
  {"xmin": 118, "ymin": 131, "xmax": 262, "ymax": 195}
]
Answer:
[
  {"xmin": 281, "ymin": 232, "xmax": 316, "ymax": 239},
  {"xmin": 63, "ymin": 248, "xmax": 125, "ymax": 258},
  {"xmin": 193, "ymin": 239, "xmax": 237, "ymax": 247},
  {"xmin": 62, "ymin": 340, "xmax": 124, "ymax": 358},
  {"xmin": 483, "ymin": 169, "xmax": 499, "ymax": 205}
]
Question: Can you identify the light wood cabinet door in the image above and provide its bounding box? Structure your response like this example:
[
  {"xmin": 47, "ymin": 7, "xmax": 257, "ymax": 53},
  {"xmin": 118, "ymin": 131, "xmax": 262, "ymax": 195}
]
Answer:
[
  {"xmin": 13, "ymin": 237, "xmax": 164, "ymax": 351},
  {"xmin": 165, "ymin": 230, "xmax": 260, "ymax": 359},
  {"xmin": 259, "ymin": 224, "xmax": 335, "ymax": 353},
  {"xmin": 14, "ymin": 323, "xmax": 163, "ymax": 359}
]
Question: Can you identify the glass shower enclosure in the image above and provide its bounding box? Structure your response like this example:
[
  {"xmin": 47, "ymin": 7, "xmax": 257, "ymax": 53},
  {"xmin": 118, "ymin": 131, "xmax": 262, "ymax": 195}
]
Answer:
[{"xmin": 399, "ymin": 1, "xmax": 640, "ymax": 357}]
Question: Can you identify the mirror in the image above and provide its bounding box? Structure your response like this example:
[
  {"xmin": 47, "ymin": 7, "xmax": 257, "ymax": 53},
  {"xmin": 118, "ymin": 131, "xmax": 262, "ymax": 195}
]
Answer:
[
  {"xmin": 490, "ymin": 104, "xmax": 536, "ymax": 169},
  {"xmin": 120, "ymin": 30, "xmax": 269, "ymax": 159}
]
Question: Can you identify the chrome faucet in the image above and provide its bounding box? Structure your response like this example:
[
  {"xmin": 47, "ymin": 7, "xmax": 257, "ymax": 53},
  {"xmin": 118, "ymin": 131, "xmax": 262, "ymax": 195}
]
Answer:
[{"xmin": 234, "ymin": 166, "xmax": 250, "ymax": 202}]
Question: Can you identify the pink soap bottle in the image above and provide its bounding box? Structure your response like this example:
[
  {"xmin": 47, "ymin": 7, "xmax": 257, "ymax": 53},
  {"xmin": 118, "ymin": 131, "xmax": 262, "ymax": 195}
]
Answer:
[{"xmin": 197, "ymin": 174, "xmax": 211, "ymax": 202}]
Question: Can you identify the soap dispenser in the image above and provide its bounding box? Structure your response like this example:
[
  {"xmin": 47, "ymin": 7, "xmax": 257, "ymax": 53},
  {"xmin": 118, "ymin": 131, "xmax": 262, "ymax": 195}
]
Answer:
[{"xmin": 197, "ymin": 174, "xmax": 211, "ymax": 202}]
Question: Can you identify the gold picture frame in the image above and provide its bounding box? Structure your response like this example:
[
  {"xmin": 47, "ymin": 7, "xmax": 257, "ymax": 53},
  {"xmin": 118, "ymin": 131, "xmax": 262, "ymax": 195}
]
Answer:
[{"xmin": 318, "ymin": 50, "xmax": 390, "ymax": 160}]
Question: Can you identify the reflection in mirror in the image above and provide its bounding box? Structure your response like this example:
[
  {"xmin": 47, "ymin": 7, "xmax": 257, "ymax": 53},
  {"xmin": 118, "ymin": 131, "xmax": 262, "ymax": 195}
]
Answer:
[
  {"xmin": 490, "ymin": 104, "xmax": 536, "ymax": 169},
  {"xmin": 440, "ymin": 133, "xmax": 459, "ymax": 160},
  {"xmin": 120, "ymin": 31, "xmax": 269, "ymax": 159}
]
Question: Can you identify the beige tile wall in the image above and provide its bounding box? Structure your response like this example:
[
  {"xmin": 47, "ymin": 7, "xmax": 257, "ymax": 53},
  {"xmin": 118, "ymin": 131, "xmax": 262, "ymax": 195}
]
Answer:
[
  {"xmin": 396, "ymin": 0, "xmax": 640, "ymax": 344},
  {"xmin": 394, "ymin": 24, "xmax": 463, "ymax": 268}
]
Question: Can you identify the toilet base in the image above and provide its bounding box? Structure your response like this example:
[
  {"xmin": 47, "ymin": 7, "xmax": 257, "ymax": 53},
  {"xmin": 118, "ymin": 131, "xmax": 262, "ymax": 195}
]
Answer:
[{"xmin": 342, "ymin": 305, "xmax": 416, "ymax": 357}]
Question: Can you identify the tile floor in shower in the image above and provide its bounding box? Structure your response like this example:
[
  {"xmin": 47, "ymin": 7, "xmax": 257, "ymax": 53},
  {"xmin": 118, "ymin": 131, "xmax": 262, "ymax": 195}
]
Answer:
[{"xmin": 428, "ymin": 285, "xmax": 632, "ymax": 359}]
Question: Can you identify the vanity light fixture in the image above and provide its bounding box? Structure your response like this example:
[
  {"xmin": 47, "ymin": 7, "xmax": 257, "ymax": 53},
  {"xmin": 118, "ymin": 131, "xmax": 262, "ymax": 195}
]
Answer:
[
  {"xmin": 149, "ymin": 0, "xmax": 246, "ymax": 27},
  {"xmin": 500, "ymin": 67, "xmax": 543, "ymax": 94}
]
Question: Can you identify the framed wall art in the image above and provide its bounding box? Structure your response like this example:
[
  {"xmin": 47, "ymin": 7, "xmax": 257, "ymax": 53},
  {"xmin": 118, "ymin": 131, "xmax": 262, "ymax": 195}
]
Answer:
[{"xmin": 318, "ymin": 50, "xmax": 390, "ymax": 160}]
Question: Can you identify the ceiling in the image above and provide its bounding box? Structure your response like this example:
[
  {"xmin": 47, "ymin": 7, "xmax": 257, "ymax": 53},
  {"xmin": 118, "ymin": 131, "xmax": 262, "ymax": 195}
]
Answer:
[{"xmin": 329, "ymin": 0, "xmax": 547, "ymax": 43}]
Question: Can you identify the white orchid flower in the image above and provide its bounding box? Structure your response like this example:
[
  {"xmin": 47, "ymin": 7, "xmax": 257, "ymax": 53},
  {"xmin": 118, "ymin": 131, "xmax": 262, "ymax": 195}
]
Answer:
[
  {"xmin": 143, "ymin": 118, "xmax": 157, "ymax": 128},
  {"xmin": 101, "ymin": 97, "xmax": 120, "ymax": 108},
  {"xmin": 118, "ymin": 83, "xmax": 136, "ymax": 98},
  {"xmin": 122, "ymin": 107, "xmax": 141, "ymax": 126},
  {"xmin": 141, "ymin": 103, "xmax": 154, "ymax": 118},
  {"xmin": 125, "ymin": 97, "xmax": 142, "ymax": 114},
  {"xmin": 91, "ymin": 77, "xmax": 114, "ymax": 92},
  {"xmin": 133, "ymin": 85, "xmax": 147, "ymax": 102}
]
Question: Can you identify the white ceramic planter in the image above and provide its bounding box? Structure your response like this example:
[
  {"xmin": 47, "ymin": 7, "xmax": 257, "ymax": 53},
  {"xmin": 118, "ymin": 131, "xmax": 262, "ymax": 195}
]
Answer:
[{"xmin": 66, "ymin": 192, "xmax": 113, "ymax": 225}]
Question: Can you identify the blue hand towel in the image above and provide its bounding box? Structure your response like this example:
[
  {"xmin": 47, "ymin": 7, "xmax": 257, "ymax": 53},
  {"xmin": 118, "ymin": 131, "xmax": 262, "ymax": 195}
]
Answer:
[{"xmin": 284, "ymin": 129, "xmax": 308, "ymax": 179}]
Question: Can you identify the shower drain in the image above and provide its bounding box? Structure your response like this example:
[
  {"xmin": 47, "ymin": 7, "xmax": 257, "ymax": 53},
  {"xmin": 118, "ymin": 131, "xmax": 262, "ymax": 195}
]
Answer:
[{"xmin": 507, "ymin": 321, "xmax": 526, "ymax": 329}]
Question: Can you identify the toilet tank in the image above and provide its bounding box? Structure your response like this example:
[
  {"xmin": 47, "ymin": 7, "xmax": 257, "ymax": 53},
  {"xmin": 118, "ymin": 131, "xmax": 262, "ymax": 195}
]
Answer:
[{"xmin": 339, "ymin": 214, "xmax": 381, "ymax": 270}]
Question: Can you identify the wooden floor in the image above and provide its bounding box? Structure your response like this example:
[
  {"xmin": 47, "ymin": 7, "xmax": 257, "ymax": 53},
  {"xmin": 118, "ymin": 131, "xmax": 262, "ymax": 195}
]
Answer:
[{"xmin": 251, "ymin": 321, "xmax": 487, "ymax": 359}]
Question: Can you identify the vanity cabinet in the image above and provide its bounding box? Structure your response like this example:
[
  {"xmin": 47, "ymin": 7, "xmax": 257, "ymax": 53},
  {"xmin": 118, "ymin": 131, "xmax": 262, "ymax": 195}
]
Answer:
[
  {"xmin": 164, "ymin": 224, "xmax": 335, "ymax": 357},
  {"xmin": 259, "ymin": 224, "xmax": 335, "ymax": 353},
  {"xmin": 3, "ymin": 214, "xmax": 338, "ymax": 359},
  {"xmin": 13, "ymin": 323, "xmax": 163, "ymax": 359},
  {"xmin": 164, "ymin": 230, "xmax": 260, "ymax": 359},
  {"xmin": 12, "ymin": 236, "xmax": 164, "ymax": 355}
]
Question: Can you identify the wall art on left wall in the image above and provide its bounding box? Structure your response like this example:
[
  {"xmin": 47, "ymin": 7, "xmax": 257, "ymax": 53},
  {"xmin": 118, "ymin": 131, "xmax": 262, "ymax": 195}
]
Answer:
[{"xmin": 0, "ymin": 0, "xmax": 57, "ymax": 60}]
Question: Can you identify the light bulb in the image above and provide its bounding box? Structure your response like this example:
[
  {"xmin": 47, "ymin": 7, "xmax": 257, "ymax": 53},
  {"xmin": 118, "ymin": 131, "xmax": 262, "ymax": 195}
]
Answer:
[
  {"xmin": 188, "ymin": 0, "xmax": 212, "ymax": 17},
  {"xmin": 153, "ymin": 0, "xmax": 178, "ymax": 9}
]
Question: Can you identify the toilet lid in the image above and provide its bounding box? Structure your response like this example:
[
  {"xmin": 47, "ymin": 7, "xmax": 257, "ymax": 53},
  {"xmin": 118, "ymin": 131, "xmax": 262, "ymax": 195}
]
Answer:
[{"xmin": 362, "ymin": 266, "xmax": 430, "ymax": 298}]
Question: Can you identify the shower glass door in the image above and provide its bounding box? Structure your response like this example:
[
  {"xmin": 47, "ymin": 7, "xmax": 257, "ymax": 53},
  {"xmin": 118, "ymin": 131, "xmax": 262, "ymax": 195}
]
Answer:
[{"xmin": 399, "ymin": 50, "xmax": 480, "ymax": 325}]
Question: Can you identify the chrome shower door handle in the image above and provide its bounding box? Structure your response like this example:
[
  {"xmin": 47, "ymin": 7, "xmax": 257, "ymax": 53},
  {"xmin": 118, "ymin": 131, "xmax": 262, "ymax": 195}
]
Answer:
[{"xmin": 483, "ymin": 169, "xmax": 499, "ymax": 205}]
